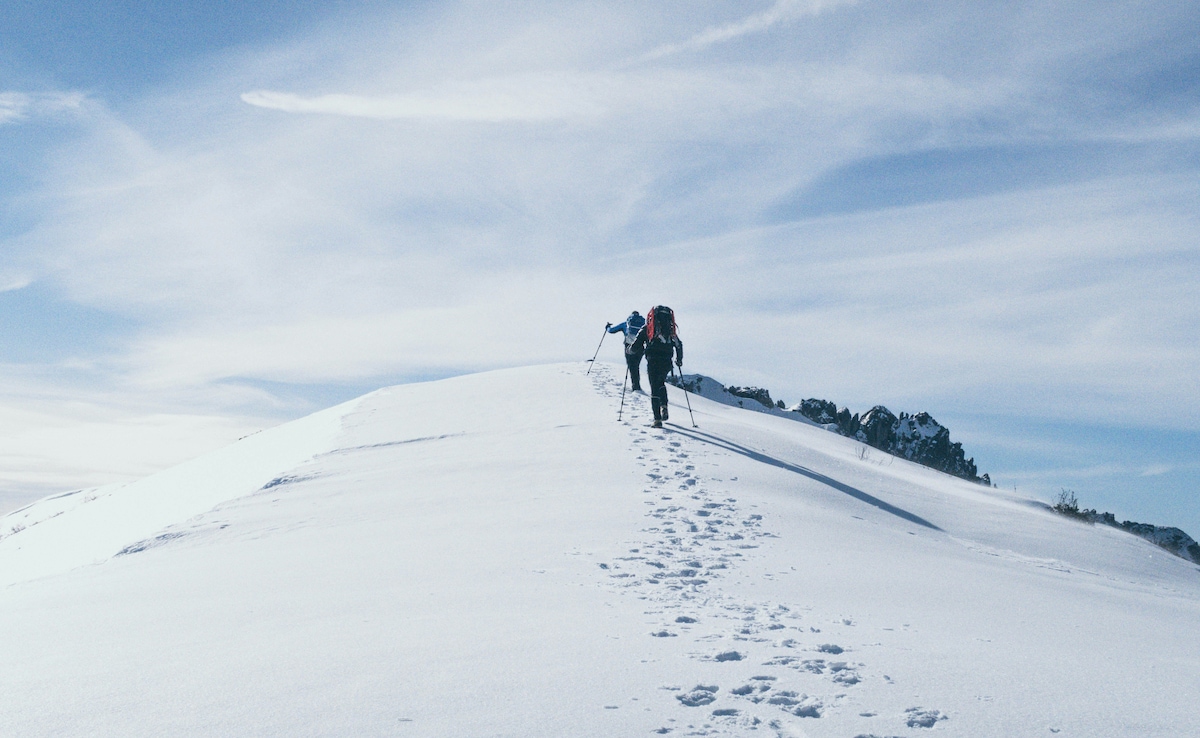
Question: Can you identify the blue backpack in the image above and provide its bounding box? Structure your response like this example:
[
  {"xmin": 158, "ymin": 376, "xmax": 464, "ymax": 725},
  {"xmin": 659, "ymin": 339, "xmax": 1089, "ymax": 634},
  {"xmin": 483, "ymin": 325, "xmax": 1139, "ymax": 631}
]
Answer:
[{"xmin": 623, "ymin": 312, "xmax": 646, "ymax": 343}]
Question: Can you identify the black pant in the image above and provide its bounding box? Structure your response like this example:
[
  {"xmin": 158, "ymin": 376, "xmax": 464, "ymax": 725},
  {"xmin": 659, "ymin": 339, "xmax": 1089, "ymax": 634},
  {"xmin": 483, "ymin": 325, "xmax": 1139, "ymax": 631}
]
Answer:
[
  {"xmin": 625, "ymin": 347, "xmax": 644, "ymax": 390},
  {"xmin": 647, "ymin": 355, "xmax": 673, "ymax": 421}
]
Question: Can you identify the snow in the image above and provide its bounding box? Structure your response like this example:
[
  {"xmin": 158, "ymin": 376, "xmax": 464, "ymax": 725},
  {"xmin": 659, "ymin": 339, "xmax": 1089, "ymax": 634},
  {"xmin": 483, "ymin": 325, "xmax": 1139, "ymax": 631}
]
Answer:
[
  {"xmin": 0, "ymin": 398, "xmax": 350, "ymax": 586},
  {"xmin": 1, "ymin": 363, "xmax": 1198, "ymax": 736}
]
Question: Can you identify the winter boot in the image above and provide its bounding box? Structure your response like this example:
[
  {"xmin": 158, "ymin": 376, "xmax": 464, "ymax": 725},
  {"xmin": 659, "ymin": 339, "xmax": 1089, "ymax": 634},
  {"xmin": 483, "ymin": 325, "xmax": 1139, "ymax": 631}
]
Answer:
[{"xmin": 651, "ymin": 419, "xmax": 663, "ymax": 428}]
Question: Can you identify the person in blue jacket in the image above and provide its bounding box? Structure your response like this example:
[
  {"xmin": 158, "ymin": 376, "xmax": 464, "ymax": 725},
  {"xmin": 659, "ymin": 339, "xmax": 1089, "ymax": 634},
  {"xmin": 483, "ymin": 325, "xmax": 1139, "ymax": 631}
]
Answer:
[{"xmin": 606, "ymin": 311, "xmax": 647, "ymax": 391}]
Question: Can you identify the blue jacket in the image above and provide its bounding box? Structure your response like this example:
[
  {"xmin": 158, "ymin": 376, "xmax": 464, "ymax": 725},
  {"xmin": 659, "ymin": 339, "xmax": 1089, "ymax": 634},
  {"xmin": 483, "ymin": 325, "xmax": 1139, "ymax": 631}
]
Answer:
[{"xmin": 608, "ymin": 314, "xmax": 646, "ymax": 344}]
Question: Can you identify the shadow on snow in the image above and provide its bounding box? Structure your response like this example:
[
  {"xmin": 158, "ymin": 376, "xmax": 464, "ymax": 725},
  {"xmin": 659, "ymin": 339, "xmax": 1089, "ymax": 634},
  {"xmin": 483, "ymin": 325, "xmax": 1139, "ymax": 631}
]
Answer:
[{"xmin": 668, "ymin": 426, "xmax": 942, "ymax": 532}]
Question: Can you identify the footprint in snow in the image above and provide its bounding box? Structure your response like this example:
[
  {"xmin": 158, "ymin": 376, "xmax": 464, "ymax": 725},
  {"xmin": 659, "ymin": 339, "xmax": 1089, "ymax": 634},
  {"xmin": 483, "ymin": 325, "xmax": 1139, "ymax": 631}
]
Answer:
[
  {"xmin": 905, "ymin": 707, "xmax": 948, "ymax": 728},
  {"xmin": 614, "ymin": 414, "xmax": 866, "ymax": 731},
  {"xmin": 676, "ymin": 685, "xmax": 719, "ymax": 707},
  {"xmin": 766, "ymin": 691, "xmax": 822, "ymax": 718},
  {"xmin": 829, "ymin": 661, "xmax": 863, "ymax": 685}
]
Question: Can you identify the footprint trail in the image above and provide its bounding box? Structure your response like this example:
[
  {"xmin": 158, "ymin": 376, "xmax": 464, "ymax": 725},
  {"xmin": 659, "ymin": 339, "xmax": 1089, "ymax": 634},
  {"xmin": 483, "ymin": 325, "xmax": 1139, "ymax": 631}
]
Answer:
[{"xmin": 587, "ymin": 364, "xmax": 947, "ymax": 736}]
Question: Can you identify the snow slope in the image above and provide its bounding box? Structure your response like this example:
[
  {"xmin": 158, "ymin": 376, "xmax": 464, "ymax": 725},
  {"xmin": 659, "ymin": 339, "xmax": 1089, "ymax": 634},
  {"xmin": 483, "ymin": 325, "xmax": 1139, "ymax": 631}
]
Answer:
[{"xmin": 1, "ymin": 363, "xmax": 1197, "ymax": 737}]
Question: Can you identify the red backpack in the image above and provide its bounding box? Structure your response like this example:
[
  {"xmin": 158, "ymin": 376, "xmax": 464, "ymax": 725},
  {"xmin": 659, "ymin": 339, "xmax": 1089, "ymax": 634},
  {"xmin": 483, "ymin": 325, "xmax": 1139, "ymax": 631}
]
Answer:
[{"xmin": 646, "ymin": 305, "xmax": 677, "ymax": 343}]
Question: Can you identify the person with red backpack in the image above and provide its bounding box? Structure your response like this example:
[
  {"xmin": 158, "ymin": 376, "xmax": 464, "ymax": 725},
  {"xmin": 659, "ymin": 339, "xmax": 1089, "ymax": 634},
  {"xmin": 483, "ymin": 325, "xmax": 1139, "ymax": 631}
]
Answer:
[{"xmin": 629, "ymin": 305, "xmax": 683, "ymax": 428}]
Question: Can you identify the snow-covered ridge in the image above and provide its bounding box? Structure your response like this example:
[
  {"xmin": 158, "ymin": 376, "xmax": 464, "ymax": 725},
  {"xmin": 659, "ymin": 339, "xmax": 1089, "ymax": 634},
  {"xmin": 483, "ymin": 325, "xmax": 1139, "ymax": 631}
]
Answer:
[
  {"xmin": 0, "ymin": 394, "xmax": 356, "ymax": 586},
  {"xmin": 670, "ymin": 373, "xmax": 988, "ymax": 485},
  {"xmin": 2, "ymin": 363, "xmax": 1198, "ymax": 736},
  {"xmin": 674, "ymin": 372, "xmax": 1200, "ymax": 566}
]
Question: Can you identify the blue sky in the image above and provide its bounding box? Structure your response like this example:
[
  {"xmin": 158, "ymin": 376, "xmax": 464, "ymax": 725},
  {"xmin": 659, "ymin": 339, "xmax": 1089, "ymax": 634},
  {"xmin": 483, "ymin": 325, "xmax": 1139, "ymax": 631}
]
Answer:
[{"xmin": 1, "ymin": 0, "xmax": 1198, "ymax": 534}]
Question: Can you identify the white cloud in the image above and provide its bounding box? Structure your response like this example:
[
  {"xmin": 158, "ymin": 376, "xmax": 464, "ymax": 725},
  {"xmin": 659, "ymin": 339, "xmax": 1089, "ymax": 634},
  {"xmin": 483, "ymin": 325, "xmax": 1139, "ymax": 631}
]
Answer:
[
  {"xmin": 242, "ymin": 72, "xmax": 610, "ymax": 121},
  {"xmin": 0, "ymin": 91, "xmax": 86, "ymax": 124},
  {"xmin": 16, "ymin": 5, "xmax": 1194, "ymax": 424},
  {"xmin": 0, "ymin": 274, "xmax": 32, "ymax": 292},
  {"xmin": 634, "ymin": 171, "xmax": 1200, "ymax": 425},
  {"xmin": 637, "ymin": 0, "xmax": 858, "ymax": 63},
  {"xmin": 0, "ymin": 93, "xmax": 26, "ymax": 123}
]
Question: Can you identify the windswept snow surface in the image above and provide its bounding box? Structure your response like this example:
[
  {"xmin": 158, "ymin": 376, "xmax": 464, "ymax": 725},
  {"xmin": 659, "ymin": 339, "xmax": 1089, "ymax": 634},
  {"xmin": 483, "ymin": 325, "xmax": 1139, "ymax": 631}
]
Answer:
[{"xmin": 1, "ymin": 364, "xmax": 1198, "ymax": 737}]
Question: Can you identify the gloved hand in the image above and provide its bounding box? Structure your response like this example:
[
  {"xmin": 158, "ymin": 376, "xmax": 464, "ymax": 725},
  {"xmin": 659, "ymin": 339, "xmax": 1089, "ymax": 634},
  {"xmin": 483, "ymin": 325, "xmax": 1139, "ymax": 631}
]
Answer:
[
  {"xmin": 676, "ymin": 360, "xmax": 683, "ymax": 368},
  {"xmin": 606, "ymin": 322, "xmax": 612, "ymax": 329}
]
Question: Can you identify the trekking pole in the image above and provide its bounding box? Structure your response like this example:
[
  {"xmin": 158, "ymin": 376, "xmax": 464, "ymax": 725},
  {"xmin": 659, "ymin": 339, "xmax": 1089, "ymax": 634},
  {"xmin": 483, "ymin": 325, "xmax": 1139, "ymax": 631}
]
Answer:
[
  {"xmin": 673, "ymin": 365, "xmax": 698, "ymax": 428},
  {"xmin": 586, "ymin": 327, "xmax": 608, "ymax": 375},
  {"xmin": 617, "ymin": 366, "xmax": 629, "ymax": 422}
]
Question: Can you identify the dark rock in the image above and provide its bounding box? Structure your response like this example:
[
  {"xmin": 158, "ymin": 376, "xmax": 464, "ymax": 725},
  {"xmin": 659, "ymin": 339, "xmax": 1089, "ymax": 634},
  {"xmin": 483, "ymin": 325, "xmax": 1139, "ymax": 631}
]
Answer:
[
  {"xmin": 794, "ymin": 398, "xmax": 838, "ymax": 425},
  {"xmin": 857, "ymin": 405, "xmax": 897, "ymax": 448},
  {"xmin": 889, "ymin": 411, "xmax": 979, "ymax": 480},
  {"xmin": 792, "ymin": 398, "xmax": 864, "ymax": 437},
  {"xmin": 727, "ymin": 386, "xmax": 774, "ymax": 408}
]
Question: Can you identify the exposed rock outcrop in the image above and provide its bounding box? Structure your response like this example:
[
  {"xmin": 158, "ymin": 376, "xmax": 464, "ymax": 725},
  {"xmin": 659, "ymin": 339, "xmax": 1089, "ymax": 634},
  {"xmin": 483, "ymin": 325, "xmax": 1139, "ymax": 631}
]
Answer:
[
  {"xmin": 1078, "ymin": 511, "xmax": 1200, "ymax": 565},
  {"xmin": 726, "ymin": 386, "xmax": 775, "ymax": 409},
  {"xmin": 670, "ymin": 373, "xmax": 989, "ymax": 485},
  {"xmin": 790, "ymin": 400, "xmax": 987, "ymax": 485}
]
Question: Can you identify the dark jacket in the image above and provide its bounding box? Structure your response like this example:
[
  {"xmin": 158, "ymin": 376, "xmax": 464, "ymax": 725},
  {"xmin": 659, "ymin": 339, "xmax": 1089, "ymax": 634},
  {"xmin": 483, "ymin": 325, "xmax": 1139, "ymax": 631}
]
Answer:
[{"xmin": 630, "ymin": 327, "xmax": 682, "ymax": 364}]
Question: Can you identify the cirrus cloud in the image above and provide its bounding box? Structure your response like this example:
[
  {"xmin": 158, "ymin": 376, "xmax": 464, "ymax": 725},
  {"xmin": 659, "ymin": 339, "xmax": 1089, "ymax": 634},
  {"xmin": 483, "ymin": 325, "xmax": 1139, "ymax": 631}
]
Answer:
[
  {"xmin": 241, "ymin": 72, "xmax": 610, "ymax": 121},
  {"xmin": 0, "ymin": 91, "xmax": 87, "ymax": 124},
  {"xmin": 636, "ymin": 0, "xmax": 858, "ymax": 63}
]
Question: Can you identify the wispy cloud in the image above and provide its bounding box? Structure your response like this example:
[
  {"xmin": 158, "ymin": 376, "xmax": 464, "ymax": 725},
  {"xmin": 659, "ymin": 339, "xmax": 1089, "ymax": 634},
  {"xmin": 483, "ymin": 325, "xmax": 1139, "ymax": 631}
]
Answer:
[
  {"xmin": 0, "ymin": 91, "xmax": 86, "ymax": 124},
  {"xmin": 0, "ymin": 94, "xmax": 22, "ymax": 124},
  {"xmin": 0, "ymin": 274, "xmax": 32, "ymax": 293},
  {"xmin": 242, "ymin": 72, "xmax": 609, "ymax": 121},
  {"xmin": 637, "ymin": 0, "xmax": 857, "ymax": 63},
  {"xmin": 1141, "ymin": 464, "xmax": 1174, "ymax": 477},
  {"xmin": 16, "ymin": 1, "xmax": 1197, "ymax": 427}
]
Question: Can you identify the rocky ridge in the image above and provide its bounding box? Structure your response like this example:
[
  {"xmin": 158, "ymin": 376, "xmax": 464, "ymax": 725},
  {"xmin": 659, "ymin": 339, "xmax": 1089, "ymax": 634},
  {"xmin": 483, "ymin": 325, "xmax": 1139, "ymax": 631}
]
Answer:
[
  {"xmin": 669, "ymin": 374, "xmax": 989, "ymax": 486},
  {"xmin": 1074, "ymin": 510, "xmax": 1200, "ymax": 565}
]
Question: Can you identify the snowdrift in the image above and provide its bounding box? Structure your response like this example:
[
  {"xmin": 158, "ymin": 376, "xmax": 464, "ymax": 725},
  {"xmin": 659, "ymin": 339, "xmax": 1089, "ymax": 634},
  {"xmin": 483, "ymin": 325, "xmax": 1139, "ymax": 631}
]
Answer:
[{"xmin": 1, "ymin": 363, "xmax": 1197, "ymax": 737}]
